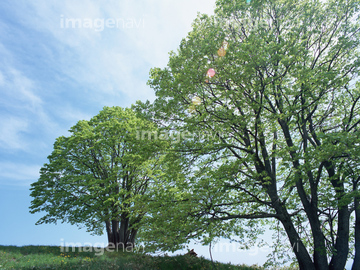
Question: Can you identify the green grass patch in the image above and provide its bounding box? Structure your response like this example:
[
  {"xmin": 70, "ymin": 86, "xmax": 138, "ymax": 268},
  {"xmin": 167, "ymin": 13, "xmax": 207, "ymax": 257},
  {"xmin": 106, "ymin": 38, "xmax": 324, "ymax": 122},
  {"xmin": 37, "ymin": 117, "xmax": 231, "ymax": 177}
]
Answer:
[{"xmin": 0, "ymin": 245, "xmax": 294, "ymax": 270}]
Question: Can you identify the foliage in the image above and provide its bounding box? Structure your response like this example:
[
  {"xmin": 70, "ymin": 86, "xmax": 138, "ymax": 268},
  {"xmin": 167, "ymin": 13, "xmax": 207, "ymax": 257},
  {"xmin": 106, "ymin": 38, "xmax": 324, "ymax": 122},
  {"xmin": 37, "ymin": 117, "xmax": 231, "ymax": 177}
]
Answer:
[
  {"xmin": 29, "ymin": 106, "xmax": 167, "ymax": 247},
  {"xmin": 137, "ymin": 0, "xmax": 360, "ymax": 269}
]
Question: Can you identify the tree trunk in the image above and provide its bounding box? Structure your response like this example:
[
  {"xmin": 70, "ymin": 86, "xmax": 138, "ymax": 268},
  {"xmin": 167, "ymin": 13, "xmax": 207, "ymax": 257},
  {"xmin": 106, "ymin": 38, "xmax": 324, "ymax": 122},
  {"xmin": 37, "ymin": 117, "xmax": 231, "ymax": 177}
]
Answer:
[
  {"xmin": 105, "ymin": 217, "xmax": 138, "ymax": 251},
  {"xmin": 129, "ymin": 229, "xmax": 137, "ymax": 245},
  {"xmin": 278, "ymin": 118, "xmax": 325, "ymax": 269},
  {"xmin": 267, "ymin": 186, "xmax": 315, "ymax": 270},
  {"xmin": 352, "ymin": 188, "xmax": 360, "ymax": 270},
  {"xmin": 326, "ymin": 163, "xmax": 350, "ymax": 270},
  {"xmin": 119, "ymin": 215, "xmax": 129, "ymax": 245},
  {"xmin": 119, "ymin": 215, "xmax": 138, "ymax": 251},
  {"xmin": 329, "ymin": 205, "xmax": 350, "ymax": 270},
  {"xmin": 276, "ymin": 204, "xmax": 316, "ymax": 270},
  {"xmin": 105, "ymin": 220, "xmax": 113, "ymax": 246},
  {"xmin": 110, "ymin": 220, "xmax": 120, "ymax": 248},
  {"xmin": 126, "ymin": 229, "xmax": 138, "ymax": 251},
  {"xmin": 305, "ymin": 204, "xmax": 329, "ymax": 270}
]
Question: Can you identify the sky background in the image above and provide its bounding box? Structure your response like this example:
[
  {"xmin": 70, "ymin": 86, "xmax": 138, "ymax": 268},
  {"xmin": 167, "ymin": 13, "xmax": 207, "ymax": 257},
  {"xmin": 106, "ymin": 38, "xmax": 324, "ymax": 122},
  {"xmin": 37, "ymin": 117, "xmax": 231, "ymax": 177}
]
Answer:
[{"xmin": 0, "ymin": 1, "xmax": 353, "ymax": 268}]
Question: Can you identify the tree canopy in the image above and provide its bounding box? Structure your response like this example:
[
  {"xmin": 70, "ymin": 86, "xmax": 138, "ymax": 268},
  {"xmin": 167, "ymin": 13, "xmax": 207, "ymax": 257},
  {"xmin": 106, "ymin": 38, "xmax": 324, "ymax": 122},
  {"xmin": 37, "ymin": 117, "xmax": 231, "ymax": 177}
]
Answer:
[
  {"xmin": 30, "ymin": 106, "xmax": 166, "ymax": 249},
  {"xmin": 137, "ymin": 0, "xmax": 360, "ymax": 269}
]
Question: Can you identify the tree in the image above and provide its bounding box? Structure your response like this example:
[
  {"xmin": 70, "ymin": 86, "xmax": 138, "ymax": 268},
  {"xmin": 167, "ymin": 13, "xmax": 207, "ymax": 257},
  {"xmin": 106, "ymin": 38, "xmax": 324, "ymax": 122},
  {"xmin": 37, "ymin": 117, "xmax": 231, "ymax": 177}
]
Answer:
[
  {"xmin": 30, "ymin": 106, "xmax": 166, "ymax": 249},
  {"xmin": 138, "ymin": 0, "xmax": 360, "ymax": 269}
]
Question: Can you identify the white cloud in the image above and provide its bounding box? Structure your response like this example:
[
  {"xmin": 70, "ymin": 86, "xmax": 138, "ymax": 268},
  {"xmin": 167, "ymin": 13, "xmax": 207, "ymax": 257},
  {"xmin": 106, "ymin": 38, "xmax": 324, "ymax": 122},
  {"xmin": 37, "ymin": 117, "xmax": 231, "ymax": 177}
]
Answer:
[
  {"xmin": 58, "ymin": 106, "xmax": 93, "ymax": 123},
  {"xmin": 109, "ymin": 0, "xmax": 216, "ymax": 67},
  {"xmin": 0, "ymin": 0, "xmax": 217, "ymax": 180},
  {"xmin": 9, "ymin": 0, "xmax": 216, "ymax": 103},
  {"xmin": 0, "ymin": 44, "xmax": 43, "ymax": 110},
  {"xmin": 0, "ymin": 117, "xmax": 29, "ymax": 150},
  {"xmin": 0, "ymin": 65, "xmax": 60, "ymax": 152},
  {"xmin": 3, "ymin": 68, "xmax": 42, "ymax": 110},
  {"xmin": 0, "ymin": 162, "xmax": 40, "ymax": 186},
  {"xmin": 0, "ymin": 70, "xmax": 4, "ymax": 86}
]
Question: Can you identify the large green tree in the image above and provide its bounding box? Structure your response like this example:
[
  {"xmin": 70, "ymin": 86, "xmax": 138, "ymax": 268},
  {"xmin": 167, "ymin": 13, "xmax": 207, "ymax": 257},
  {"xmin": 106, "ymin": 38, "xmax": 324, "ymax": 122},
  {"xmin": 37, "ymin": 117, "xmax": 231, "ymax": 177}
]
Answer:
[
  {"xmin": 138, "ymin": 0, "xmax": 360, "ymax": 269},
  {"xmin": 30, "ymin": 106, "xmax": 165, "ymax": 249}
]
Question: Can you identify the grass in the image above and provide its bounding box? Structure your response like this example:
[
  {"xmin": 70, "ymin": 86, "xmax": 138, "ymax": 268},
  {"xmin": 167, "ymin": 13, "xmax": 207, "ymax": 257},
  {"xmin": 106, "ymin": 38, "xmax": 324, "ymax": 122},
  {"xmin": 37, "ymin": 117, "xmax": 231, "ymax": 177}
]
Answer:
[{"xmin": 0, "ymin": 245, "xmax": 296, "ymax": 270}]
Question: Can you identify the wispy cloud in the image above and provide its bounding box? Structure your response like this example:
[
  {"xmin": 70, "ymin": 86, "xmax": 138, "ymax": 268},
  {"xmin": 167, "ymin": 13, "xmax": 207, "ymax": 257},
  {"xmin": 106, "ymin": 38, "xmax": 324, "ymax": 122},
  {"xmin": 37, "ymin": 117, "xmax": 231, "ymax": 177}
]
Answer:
[
  {"xmin": 0, "ymin": 162, "xmax": 40, "ymax": 187},
  {"xmin": 0, "ymin": 64, "xmax": 59, "ymax": 152},
  {"xmin": 0, "ymin": 0, "xmax": 216, "ymax": 187},
  {"xmin": 6, "ymin": 0, "xmax": 215, "ymax": 103},
  {"xmin": 0, "ymin": 117, "xmax": 29, "ymax": 151},
  {"xmin": 0, "ymin": 67, "xmax": 42, "ymax": 111}
]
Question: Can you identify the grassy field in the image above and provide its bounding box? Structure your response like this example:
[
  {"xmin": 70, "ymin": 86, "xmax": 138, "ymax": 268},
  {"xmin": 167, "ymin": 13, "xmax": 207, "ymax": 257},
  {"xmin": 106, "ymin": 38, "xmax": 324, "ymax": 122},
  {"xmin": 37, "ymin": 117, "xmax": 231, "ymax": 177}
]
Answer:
[{"xmin": 0, "ymin": 245, "xmax": 299, "ymax": 270}]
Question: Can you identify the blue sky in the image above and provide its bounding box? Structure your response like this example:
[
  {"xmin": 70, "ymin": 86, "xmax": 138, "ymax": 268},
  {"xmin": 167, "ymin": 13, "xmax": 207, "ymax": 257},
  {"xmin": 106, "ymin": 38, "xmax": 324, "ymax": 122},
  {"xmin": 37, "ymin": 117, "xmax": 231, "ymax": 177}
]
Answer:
[{"xmin": 0, "ymin": 0, "xmax": 288, "ymax": 267}]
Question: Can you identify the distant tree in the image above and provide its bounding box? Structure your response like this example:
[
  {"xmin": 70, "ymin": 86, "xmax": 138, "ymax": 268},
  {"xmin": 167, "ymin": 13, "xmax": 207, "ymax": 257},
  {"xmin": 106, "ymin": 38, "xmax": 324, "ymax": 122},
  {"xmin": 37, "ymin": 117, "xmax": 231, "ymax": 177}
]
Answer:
[
  {"xmin": 138, "ymin": 0, "xmax": 360, "ymax": 269},
  {"xmin": 30, "ymin": 106, "xmax": 166, "ymax": 249}
]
